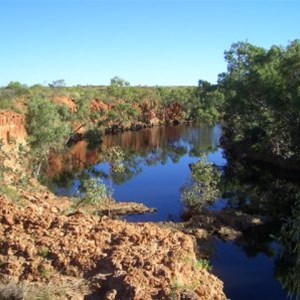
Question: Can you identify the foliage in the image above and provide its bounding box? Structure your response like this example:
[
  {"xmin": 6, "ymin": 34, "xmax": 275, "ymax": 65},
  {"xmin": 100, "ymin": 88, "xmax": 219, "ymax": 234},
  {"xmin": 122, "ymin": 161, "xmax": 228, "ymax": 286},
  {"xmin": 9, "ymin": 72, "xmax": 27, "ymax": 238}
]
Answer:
[
  {"xmin": 0, "ymin": 82, "xmax": 29, "ymax": 111},
  {"xmin": 280, "ymin": 200, "xmax": 300, "ymax": 257},
  {"xmin": 102, "ymin": 146, "xmax": 125, "ymax": 174},
  {"xmin": 183, "ymin": 155, "xmax": 221, "ymax": 212},
  {"xmin": 74, "ymin": 147, "xmax": 125, "ymax": 207},
  {"xmin": 0, "ymin": 279, "xmax": 88, "ymax": 300},
  {"xmin": 277, "ymin": 199, "xmax": 300, "ymax": 299},
  {"xmin": 195, "ymin": 258, "xmax": 212, "ymax": 271},
  {"xmin": 0, "ymin": 76, "xmax": 223, "ymax": 136},
  {"xmin": 191, "ymin": 80, "xmax": 225, "ymax": 125},
  {"xmin": 0, "ymin": 139, "xmax": 30, "ymax": 198},
  {"xmin": 26, "ymin": 97, "xmax": 72, "ymax": 177},
  {"xmin": 49, "ymin": 79, "xmax": 66, "ymax": 88},
  {"xmin": 107, "ymin": 76, "xmax": 131, "ymax": 100},
  {"xmin": 0, "ymin": 281, "xmax": 28, "ymax": 300},
  {"xmin": 220, "ymin": 40, "xmax": 300, "ymax": 162},
  {"xmin": 79, "ymin": 177, "xmax": 111, "ymax": 206},
  {"xmin": 169, "ymin": 280, "xmax": 197, "ymax": 300}
]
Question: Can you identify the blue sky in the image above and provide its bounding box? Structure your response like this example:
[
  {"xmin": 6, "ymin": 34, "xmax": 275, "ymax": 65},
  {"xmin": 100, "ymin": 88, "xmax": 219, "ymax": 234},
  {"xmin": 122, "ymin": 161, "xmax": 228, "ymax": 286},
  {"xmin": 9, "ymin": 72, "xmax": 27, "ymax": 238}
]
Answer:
[{"xmin": 0, "ymin": 0, "xmax": 299, "ymax": 86}]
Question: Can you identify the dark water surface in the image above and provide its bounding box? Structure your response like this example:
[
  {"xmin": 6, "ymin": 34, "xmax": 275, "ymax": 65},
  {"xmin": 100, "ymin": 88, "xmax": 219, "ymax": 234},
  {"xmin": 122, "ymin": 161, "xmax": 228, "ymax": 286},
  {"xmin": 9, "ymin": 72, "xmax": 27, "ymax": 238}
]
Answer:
[{"xmin": 50, "ymin": 124, "xmax": 299, "ymax": 300}]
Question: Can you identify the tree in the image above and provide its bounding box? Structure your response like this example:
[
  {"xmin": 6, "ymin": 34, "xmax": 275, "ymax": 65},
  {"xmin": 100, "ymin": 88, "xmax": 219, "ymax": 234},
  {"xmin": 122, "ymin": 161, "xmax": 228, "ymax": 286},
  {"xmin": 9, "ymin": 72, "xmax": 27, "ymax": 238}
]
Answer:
[
  {"xmin": 26, "ymin": 97, "xmax": 72, "ymax": 177},
  {"xmin": 220, "ymin": 40, "xmax": 300, "ymax": 162},
  {"xmin": 48, "ymin": 79, "xmax": 66, "ymax": 88},
  {"xmin": 107, "ymin": 76, "xmax": 134, "ymax": 101},
  {"xmin": 182, "ymin": 155, "xmax": 221, "ymax": 212}
]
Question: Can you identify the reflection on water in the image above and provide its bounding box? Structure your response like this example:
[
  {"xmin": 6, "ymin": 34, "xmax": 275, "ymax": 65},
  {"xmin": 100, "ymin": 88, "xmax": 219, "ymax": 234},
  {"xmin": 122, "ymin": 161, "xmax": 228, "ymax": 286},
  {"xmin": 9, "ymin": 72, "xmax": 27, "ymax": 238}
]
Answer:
[
  {"xmin": 218, "ymin": 154, "xmax": 300, "ymax": 300},
  {"xmin": 212, "ymin": 240, "xmax": 289, "ymax": 300},
  {"xmin": 48, "ymin": 125, "xmax": 222, "ymax": 182},
  {"xmin": 48, "ymin": 124, "xmax": 300, "ymax": 300},
  {"xmin": 102, "ymin": 125, "xmax": 222, "ymax": 156},
  {"xmin": 48, "ymin": 124, "xmax": 225, "ymax": 221}
]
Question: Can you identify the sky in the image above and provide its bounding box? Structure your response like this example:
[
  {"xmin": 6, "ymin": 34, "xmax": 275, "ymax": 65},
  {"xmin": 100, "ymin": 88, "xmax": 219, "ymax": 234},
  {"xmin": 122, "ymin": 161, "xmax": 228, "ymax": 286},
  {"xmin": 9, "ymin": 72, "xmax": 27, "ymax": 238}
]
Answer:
[{"xmin": 0, "ymin": 0, "xmax": 300, "ymax": 87}]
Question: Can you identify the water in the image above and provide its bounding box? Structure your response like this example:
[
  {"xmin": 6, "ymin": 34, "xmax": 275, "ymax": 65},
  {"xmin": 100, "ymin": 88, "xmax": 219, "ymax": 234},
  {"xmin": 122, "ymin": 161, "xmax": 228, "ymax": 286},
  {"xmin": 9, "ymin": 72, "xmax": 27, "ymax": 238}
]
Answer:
[
  {"xmin": 49, "ymin": 124, "xmax": 299, "ymax": 300},
  {"xmin": 212, "ymin": 240, "xmax": 291, "ymax": 300}
]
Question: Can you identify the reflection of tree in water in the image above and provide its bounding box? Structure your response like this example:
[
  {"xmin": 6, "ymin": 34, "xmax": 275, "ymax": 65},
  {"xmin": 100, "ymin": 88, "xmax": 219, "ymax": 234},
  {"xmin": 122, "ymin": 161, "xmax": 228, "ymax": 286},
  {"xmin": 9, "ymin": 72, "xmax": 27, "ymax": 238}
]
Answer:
[
  {"xmin": 222, "ymin": 153, "xmax": 300, "ymax": 298},
  {"xmin": 102, "ymin": 124, "xmax": 219, "ymax": 157},
  {"xmin": 222, "ymin": 154, "xmax": 300, "ymax": 217},
  {"xmin": 48, "ymin": 124, "xmax": 219, "ymax": 187},
  {"xmin": 95, "ymin": 151, "xmax": 143, "ymax": 185},
  {"xmin": 276, "ymin": 198, "xmax": 300, "ymax": 299}
]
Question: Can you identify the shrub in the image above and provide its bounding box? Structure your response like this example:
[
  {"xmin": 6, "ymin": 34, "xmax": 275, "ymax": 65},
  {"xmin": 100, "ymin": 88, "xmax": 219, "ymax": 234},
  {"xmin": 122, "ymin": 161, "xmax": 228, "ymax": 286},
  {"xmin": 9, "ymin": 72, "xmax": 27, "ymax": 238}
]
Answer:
[
  {"xmin": 79, "ymin": 177, "xmax": 111, "ymax": 206},
  {"xmin": 182, "ymin": 155, "xmax": 221, "ymax": 212}
]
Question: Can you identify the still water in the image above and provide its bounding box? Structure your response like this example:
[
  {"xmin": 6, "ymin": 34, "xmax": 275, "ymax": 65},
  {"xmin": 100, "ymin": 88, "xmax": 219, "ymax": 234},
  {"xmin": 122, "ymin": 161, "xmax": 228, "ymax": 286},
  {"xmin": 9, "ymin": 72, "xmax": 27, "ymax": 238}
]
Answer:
[{"xmin": 49, "ymin": 124, "xmax": 299, "ymax": 300}]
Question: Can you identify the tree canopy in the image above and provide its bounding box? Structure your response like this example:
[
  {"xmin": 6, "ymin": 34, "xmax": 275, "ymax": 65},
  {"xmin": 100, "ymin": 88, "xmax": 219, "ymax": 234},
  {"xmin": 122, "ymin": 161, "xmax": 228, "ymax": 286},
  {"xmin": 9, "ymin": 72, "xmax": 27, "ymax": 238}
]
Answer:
[{"xmin": 220, "ymin": 40, "xmax": 300, "ymax": 162}]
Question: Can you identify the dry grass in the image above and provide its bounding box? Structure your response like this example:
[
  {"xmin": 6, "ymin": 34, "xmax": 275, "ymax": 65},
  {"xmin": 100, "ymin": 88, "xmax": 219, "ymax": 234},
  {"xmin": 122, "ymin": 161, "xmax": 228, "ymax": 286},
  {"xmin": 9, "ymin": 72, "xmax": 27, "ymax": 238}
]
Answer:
[{"xmin": 0, "ymin": 278, "xmax": 89, "ymax": 300}]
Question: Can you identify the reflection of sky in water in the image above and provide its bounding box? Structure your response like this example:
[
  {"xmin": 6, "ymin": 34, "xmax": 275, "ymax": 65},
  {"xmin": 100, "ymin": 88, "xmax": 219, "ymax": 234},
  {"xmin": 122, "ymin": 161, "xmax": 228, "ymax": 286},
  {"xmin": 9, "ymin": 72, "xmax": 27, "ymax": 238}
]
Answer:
[{"xmin": 114, "ymin": 147, "xmax": 225, "ymax": 222}]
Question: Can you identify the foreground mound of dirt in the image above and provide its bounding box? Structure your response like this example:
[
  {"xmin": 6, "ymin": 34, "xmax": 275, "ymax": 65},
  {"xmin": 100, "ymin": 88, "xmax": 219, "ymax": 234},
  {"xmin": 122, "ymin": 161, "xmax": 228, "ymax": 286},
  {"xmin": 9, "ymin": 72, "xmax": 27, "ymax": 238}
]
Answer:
[{"xmin": 0, "ymin": 194, "xmax": 226, "ymax": 299}]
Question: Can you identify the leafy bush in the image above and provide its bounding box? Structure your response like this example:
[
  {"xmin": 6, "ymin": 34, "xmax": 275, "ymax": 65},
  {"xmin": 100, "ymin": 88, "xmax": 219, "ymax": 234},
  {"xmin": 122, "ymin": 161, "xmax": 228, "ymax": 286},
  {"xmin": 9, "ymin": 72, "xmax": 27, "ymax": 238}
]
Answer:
[
  {"xmin": 79, "ymin": 177, "xmax": 111, "ymax": 206},
  {"xmin": 183, "ymin": 155, "xmax": 221, "ymax": 212},
  {"xmin": 0, "ymin": 139, "xmax": 30, "ymax": 198},
  {"xmin": 26, "ymin": 97, "xmax": 72, "ymax": 177},
  {"xmin": 195, "ymin": 258, "xmax": 212, "ymax": 271},
  {"xmin": 221, "ymin": 40, "xmax": 300, "ymax": 161}
]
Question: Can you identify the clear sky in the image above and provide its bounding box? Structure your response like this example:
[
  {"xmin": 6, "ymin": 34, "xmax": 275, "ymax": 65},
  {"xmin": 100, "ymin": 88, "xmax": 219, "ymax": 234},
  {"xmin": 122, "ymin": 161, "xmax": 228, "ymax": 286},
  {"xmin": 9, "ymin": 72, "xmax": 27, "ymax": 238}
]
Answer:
[{"xmin": 0, "ymin": 0, "xmax": 299, "ymax": 87}]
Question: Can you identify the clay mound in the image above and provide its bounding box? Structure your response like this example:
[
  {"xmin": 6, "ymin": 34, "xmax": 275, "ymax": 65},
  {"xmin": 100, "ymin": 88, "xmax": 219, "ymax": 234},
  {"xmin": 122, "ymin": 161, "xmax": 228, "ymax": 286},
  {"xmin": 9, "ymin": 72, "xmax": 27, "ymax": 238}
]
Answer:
[{"xmin": 0, "ymin": 194, "xmax": 227, "ymax": 300}]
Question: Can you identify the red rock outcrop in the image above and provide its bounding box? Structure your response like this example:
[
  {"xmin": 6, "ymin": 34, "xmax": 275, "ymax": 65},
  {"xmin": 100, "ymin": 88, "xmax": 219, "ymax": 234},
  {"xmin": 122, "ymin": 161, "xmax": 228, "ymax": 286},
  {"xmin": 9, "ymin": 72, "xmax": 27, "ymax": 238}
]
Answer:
[
  {"xmin": 90, "ymin": 100, "xmax": 111, "ymax": 112},
  {"xmin": 0, "ymin": 111, "xmax": 26, "ymax": 144}
]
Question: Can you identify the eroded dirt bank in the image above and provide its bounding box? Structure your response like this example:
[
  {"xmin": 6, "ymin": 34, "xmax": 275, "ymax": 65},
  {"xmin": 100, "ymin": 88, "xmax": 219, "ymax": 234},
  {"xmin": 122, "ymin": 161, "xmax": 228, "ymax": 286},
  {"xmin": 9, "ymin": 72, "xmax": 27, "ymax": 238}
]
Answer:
[{"xmin": 0, "ymin": 191, "xmax": 227, "ymax": 300}]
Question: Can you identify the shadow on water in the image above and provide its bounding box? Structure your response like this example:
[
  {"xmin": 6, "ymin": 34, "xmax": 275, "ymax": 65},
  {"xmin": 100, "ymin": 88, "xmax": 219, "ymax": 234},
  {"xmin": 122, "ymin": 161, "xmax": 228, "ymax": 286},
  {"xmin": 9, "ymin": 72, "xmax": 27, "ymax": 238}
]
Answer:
[
  {"xmin": 215, "ymin": 153, "xmax": 300, "ymax": 300},
  {"xmin": 46, "ymin": 124, "xmax": 300, "ymax": 300}
]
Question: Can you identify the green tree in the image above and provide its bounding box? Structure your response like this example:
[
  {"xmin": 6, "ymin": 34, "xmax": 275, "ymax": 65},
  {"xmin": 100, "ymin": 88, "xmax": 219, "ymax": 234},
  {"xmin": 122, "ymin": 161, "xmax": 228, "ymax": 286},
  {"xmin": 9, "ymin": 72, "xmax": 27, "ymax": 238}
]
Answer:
[
  {"xmin": 183, "ymin": 155, "xmax": 221, "ymax": 212},
  {"xmin": 49, "ymin": 79, "xmax": 66, "ymax": 88},
  {"xmin": 26, "ymin": 97, "xmax": 72, "ymax": 177},
  {"xmin": 220, "ymin": 40, "xmax": 300, "ymax": 162},
  {"xmin": 107, "ymin": 76, "xmax": 131, "ymax": 100}
]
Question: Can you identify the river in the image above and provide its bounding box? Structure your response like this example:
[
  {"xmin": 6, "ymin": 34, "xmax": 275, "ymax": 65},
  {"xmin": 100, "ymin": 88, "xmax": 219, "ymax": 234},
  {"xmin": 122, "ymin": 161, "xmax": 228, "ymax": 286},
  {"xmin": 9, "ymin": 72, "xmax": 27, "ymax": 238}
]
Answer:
[{"xmin": 48, "ymin": 124, "xmax": 299, "ymax": 300}]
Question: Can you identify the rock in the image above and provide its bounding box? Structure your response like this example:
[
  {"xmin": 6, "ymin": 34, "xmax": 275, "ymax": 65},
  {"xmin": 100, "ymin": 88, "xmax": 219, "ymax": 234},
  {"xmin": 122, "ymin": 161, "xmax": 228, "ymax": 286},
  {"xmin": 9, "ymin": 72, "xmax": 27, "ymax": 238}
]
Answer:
[
  {"xmin": 105, "ymin": 289, "xmax": 117, "ymax": 300},
  {"xmin": 98, "ymin": 202, "xmax": 156, "ymax": 216},
  {"xmin": 0, "ymin": 111, "xmax": 26, "ymax": 144},
  {"xmin": 218, "ymin": 226, "xmax": 242, "ymax": 240},
  {"xmin": 50, "ymin": 206, "xmax": 59, "ymax": 214}
]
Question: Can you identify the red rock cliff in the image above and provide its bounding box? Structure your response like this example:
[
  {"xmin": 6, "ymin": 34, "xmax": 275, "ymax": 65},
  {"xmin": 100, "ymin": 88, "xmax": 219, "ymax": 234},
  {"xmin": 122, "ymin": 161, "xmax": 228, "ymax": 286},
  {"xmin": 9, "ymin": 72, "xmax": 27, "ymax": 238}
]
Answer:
[{"xmin": 0, "ymin": 111, "xmax": 27, "ymax": 143}]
